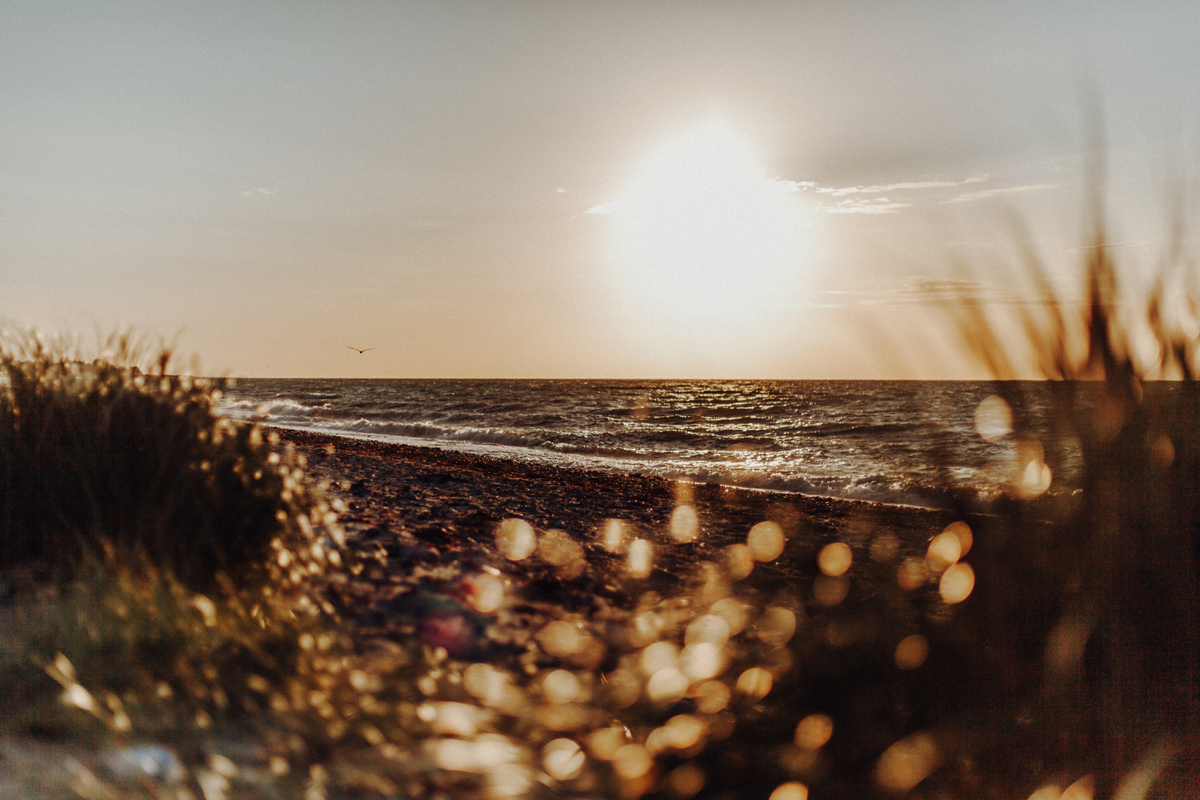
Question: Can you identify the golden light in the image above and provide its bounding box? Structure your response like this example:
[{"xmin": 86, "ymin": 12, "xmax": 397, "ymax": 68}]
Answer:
[
  {"xmin": 818, "ymin": 542, "xmax": 852, "ymax": 576},
  {"xmin": 974, "ymin": 395, "xmax": 1013, "ymax": 441},
  {"xmin": 812, "ymin": 575, "xmax": 850, "ymax": 607},
  {"xmin": 769, "ymin": 782, "xmax": 809, "ymax": 800},
  {"xmin": 896, "ymin": 557, "xmax": 928, "ymax": 591},
  {"xmin": 605, "ymin": 119, "xmax": 807, "ymax": 339},
  {"xmin": 709, "ymin": 597, "xmax": 750, "ymax": 634},
  {"xmin": 542, "ymin": 670, "xmax": 582, "ymax": 704},
  {"xmin": 598, "ymin": 519, "xmax": 628, "ymax": 554},
  {"xmin": 685, "ymin": 614, "xmax": 731, "ymax": 648},
  {"xmin": 538, "ymin": 529, "xmax": 587, "ymax": 579},
  {"xmin": 465, "ymin": 573, "xmax": 505, "ymax": 614},
  {"xmin": 495, "ymin": 519, "xmax": 536, "ymax": 561},
  {"xmin": 587, "ymin": 726, "xmax": 629, "ymax": 760},
  {"xmin": 939, "ymin": 563, "xmax": 975, "ymax": 604},
  {"xmin": 680, "ymin": 642, "xmax": 724, "ymax": 681},
  {"xmin": 627, "ymin": 539, "xmax": 653, "ymax": 579},
  {"xmin": 543, "ymin": 739, "xmax": 586, "ymax": 782},
  {"xmin": 794, "ymin": 714, "xmax": 834, "ymax": 750},
  {"xmin": 942, "ymin": 521, "xmax": 973, "ymax": 557},
  {"xmin": 665, "ymin": 763, "xmax": 706, "ymax": 799},
  {"xmin": 925, "ymin": 531, "xmax": 961, "ymax": 573},
  {"xmin": 612, "ymin": 744, "xmax": 652, "ymax": 779},
  {"xmin": 692, "ymin": 680, "xmax": 730, "ymax": 713},
  {"xmin": 756, "ymin": 607, "xmax": 797, "ymax": 646},
  {"xmin": 723, "ymin": 543, "xmax": 755, "ymax": 580},
  {"xmin": 894, "ymin": 634, "xmax": 930, "ymax": 670},
  {"xmin": 747, "ymin": 521, "xmax": 786, "ymax": 562},
  {"xmin": 874, "ymin": 731, "xmax": 941, "ymax": 792},
  {"xmin": 671, "ymin": 505, "xmax": 700, "ymax": 542},
  {"xmin": 736, "ymin": 667, "xmax": 773, "ymax": 701}
]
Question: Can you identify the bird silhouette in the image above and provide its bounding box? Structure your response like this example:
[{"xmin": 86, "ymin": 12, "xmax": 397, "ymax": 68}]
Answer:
[{"xmin": 347, "ymin": 346, "xmax": 375, "ymax": 354}]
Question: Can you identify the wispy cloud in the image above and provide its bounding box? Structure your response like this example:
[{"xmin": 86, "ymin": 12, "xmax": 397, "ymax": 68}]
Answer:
[
  {"xmin": 819, "ymin": 198, "xmax": 911, "ymax": 214},
  {"xmin": 586, "ymin": 173, "xmax": 1036, "ymax": 217},
  {"xmin": 779, "ymin": 175, "xmax": 988, "ymax": 214},
  {"xmin": 241, "ymin": 187, "xmax": 278, "ymax": 197},
  {"xmin": 941, "ymin": 184, "xmax": 1058, "ymax": 204},
  {"xmin": 792, "ymin": 277, "xmax": 1063, "ymax": 308},
  {"xmin": 809, "ymin": 176, "xmax": 986, "ymax": 198}
]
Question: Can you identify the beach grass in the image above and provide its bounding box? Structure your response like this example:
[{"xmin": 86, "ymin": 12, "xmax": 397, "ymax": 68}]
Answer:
[{"xmin": 941, "ymin": 188, "xmax": 1200, "ymax": 795}]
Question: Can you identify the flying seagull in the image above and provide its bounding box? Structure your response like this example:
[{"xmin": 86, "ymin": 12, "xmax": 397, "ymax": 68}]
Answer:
[{"xmin": 347, "ymin": 346, "xmax": 375, "ymax": 354}]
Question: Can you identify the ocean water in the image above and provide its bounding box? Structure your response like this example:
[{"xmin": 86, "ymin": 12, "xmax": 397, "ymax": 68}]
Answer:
[{"xmin": 218, "ymin": 379, "xmax": 1066, "ymax": 508}]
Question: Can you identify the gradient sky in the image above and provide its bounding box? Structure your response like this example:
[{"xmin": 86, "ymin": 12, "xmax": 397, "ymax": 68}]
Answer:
[{"xmin": 3, "ymin": 1, "xmax": 1199, "ymax": 379}]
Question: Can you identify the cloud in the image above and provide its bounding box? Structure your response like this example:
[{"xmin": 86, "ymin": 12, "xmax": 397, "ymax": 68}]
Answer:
[
  {"xmin": 813, "ymin": 176, "xmax": 986, "ymax": 197},
  {"xmin": 793, "ymin": 277, "xmax": 1062, "ymax": 308},
  {"xmin": 585, "ymin": 201, "xmax": 624, "ymax": 214},
  {"xmin": 587, "ymin": 173, "xmax": 999, "ymax": 217},
  {"xmin": 777, "ymin": 174, "xmax": 988, "ymax": 214},
  {"xmin": 241, "ymin": 187, "xmax": 278, "ymax": 197},
  {"xmin": 817, "ymin": 198, "xmax": 911, "ymax": 214},
  {"xmin": 942, "ymin": 184, "xmax": 1058, "ymax": 204}
]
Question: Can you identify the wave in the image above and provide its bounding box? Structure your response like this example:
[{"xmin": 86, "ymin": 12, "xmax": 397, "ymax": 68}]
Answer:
[{"xmin": 216, "ymin": 378, "xmax": 1057, "ymax": 511}]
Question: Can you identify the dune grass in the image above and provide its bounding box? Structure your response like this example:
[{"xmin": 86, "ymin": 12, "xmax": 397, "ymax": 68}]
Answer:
[{"xmin": 941, "ymin": 188, "xmax": 1200, "ymax": 795}]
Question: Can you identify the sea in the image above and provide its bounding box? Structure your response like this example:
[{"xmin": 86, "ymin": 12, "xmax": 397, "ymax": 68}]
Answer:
[{"xmin": 218, "ymin": 379, "xmax": 1069, "ymax": 510}]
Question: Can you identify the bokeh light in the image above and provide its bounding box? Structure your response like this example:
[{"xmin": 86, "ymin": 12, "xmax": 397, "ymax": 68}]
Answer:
[
  {"xmin": 794, "ymin": 714, "xmax": 834, "ymax": 750},
  {"xmin": 685, "ymin": 614, "xmax": 731, "ymax": 647},
  {"xmin": 769, "ymin": 781, "xmax": 809, "ymax": 800},
  {"xmin": 599, "ymin": 518, "xmax": 628, "ymax": 554},
  {"xmin": 542, "ymin": 670, "xmax": 582, "ymax": 704},
  {"xmin": 925, "ymin": 531, "xmax": 962, "ymax": 573},
  {"xmin": 818, "ymin": 542, "xmax": 852, "ymax": 577},
  {"xmin": 538, "ymin": 529, "xmax": 587, "ymax": 579},
  {"xmin": 736, "ymin": 667, "xmax": 773, "ymax": 701},
  {"xmin": 747, "ymin": 521, "xmax": 785, "ymax": 561},
  {"xmin": 542, "ymin": 738, "xmax": 586, "ymax": 781},
  {"xmin": 939, "ymin": 563, "xmax": 975, "ymax": 604},
  {"xmin": 495, "ymin": 519, "xmax": 536, "ymax": 561},
  {"xmin": 870, "ymin": 532, "xmax": 900, "ymax": 562},
  {"xmin": 464, "ymin": 572, "xmax": 505, "ymax": 613},
  {"xmin": 628, "ymin": 538, "xmax": 653, "ymax": 579},
  {"xmin": 896, "ymin": 557, "xmax": 928, "ymax": 591},
  {"xmin": 1061, "ymin": 775, "xmax": 1095, "ymax": 800},
  {"xmin": 671, "ymin": 505, "xmax": 700, "ymax": 542},
  {"xmin": 665, "ymin": 762, "xmax": 706, "ymax": 798},
  {"xmin": 709, "ymin": 597, "xmax": 749, "ymax": 635},
  {"xmin": 942, "ymin": 520, "xmax": 973, "ymax": 557},
  {"xmin": 612, "ymin": 743, "xmax": 652, "ymax": 779},
  {"xmin": 680, "ymin": 642, "xmax": 725, "ymax": 681},
  {"xmin": 975, "ymin": 394, "xmax": 1013, "ymax": 441},
  {"xmin": 812, "ymin": 575, "xmax": 850, "ymax": 607},
  {"xmin": 723, "ymin": 543, "xmax": 755, "ymax": 580},
  {"xmin": 693, "ymin": 680, "xmax": 730, "ymax": 713},
  {"xmin": 756, "ymin": 607, "xmax": 797, "ymax": 646},
  {"xmin": 874, "ymin": 731, "xmax": 941, "ymax": 792},
  {"xmin": 894, "ymin": 634, "xmax": 929, "ymax": 670}
]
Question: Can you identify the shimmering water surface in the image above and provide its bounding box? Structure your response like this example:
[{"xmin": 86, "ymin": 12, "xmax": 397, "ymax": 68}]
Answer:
[{"xmin": 220, "ymin": 380, "xmax": 1067, "ymax": 507}]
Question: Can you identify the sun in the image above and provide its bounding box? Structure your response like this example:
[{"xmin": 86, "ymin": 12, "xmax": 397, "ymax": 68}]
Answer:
[{"xmin": 605, "ymin": 120, "xmax": 806, "ymax": 340}]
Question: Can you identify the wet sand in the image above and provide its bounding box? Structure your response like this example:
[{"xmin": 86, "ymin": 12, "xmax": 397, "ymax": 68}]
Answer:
[{"xmin": 274, "ymin": 427, "xmax": 955, "ymax": 647}]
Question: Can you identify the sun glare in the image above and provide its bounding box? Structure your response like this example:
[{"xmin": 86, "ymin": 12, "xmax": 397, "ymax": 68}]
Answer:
[{"xmin": 606, "ymin": 120, "xmax": 807, "ymax": 342}]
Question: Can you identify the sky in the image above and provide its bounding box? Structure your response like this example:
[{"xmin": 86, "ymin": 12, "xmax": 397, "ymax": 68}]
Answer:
[{"xmin": 2, "ymin": 0, "xmax": 1200, "ymax": 379}]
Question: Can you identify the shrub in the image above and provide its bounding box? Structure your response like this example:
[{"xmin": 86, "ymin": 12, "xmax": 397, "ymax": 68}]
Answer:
[{"xmin": 0, "ymin": 332, "xmax": 339, "ymax": 594}]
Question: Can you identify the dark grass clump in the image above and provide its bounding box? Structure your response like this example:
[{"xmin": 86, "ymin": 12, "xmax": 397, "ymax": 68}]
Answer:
[
  {"xmin": 0, "ymin": 332, "xmax": 337, "ymax": 594},
  {"xmin": 0, "ymin": 333, "xmax": 367, "ymax": 793},
  {"xmin": 938, "ymin": 188, "xmax": 1200, "ymax": 795}
]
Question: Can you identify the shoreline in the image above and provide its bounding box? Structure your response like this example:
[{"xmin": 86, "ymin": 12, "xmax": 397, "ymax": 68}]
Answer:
[{"xmin": 271, "ymin": 426, "xmax": 957, "ymax": 616}]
